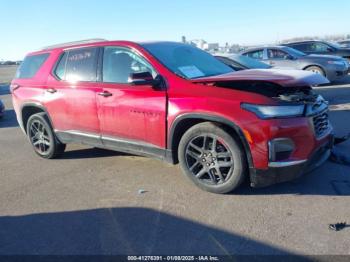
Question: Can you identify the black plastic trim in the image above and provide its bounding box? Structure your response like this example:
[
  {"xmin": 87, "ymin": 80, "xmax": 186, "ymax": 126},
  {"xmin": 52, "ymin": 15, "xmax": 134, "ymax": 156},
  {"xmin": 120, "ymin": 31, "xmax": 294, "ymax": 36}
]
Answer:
[
  {"xmin": 20, "ymin": 102, "xmax": 53, "ymax": 130},
  {"xmin": 55, "ymin": 130, "xmax": 174, "ymax": 163},
  {"xmin": 251, "ymin": 136, "xmax": 333, "ymax": 187}
]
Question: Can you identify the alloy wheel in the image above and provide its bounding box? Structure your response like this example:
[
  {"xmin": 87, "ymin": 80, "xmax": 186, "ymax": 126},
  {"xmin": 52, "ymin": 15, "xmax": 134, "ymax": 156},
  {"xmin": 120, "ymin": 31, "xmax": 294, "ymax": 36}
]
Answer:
[
  {"xmin": 29, "ymin": 120, "xmax": 51, "ymax": 155},
  {"xmin": 185, "ymin": 134, "xmax": 234, "ymax": 185}
]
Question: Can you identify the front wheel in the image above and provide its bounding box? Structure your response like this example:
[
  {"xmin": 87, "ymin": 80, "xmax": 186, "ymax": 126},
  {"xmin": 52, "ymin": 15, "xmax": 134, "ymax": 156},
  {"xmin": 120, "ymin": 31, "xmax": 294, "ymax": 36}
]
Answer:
[
  {"xmin": 26, "ymin": 112, "xmax": 66, "ymax": 159},
  {"xmin": 178, "ymin": 122, "xmax": 247, "ymax": 194},
  {"xmin": 305, "ymin": 66, "xmax": 325, "ymax": 77}
]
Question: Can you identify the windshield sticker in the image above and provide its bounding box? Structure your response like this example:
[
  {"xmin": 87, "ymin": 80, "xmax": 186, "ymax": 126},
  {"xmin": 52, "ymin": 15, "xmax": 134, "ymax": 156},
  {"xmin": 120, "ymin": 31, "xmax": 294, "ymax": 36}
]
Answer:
[{"xmin": 178, "ymin": 66, "xmax": 205, "ymax": 78}]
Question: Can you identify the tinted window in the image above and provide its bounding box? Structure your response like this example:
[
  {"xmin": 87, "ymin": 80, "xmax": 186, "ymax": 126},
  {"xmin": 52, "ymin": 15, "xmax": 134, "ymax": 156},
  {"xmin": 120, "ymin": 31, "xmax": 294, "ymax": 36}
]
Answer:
[
  {"xmin": 290, "ymin": 43, "xmax": 309, "ymax": 52},
  {"xmin": 54, "ymin": 52, "xmax": 68, "ymax": 80},
  {"xmin": 141, "ymin": 42, "xmax": 233, "ymax": 79},
  {"xmin": 310, "ymin": 42, "xmax": 331, "ymax": 52},
  {"xmin": 102, "ymin": 47, "xmax": 157, "ymax": 83},
  {"xmin": 16, "ymin": 53, "xmax": 49, "ymax": 79},
  {"xmin": 230, "ymin": 54, "xmax": 271, "ymax": 69},
  {"xmin": 55, "ymin": 48, "xmax": 98, "ymax": 81},
  {"xmin": 267, "ymin": 49, "xmax": 289, "ymax": 59},
  {"xmin": 244, "ymin": 50, "xmax": 264, "ymax": 60},
  {"xmin": 283, "ymin": 47, "xmax": 306, "ymax": 57}
]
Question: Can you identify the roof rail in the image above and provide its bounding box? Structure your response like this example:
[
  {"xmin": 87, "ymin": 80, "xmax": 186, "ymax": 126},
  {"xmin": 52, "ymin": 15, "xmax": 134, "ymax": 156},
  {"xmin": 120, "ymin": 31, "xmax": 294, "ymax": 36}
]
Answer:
[{"xmin": 41, "ymin": 38, "xmax": 107, "ymax": 50}]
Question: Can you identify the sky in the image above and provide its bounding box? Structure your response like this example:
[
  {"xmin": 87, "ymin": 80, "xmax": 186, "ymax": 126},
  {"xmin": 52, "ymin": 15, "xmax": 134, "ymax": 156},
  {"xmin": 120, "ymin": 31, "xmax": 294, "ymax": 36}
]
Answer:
[{"xmin": 1, "ymin": 0, "xmax": 349, "ymax": 60}]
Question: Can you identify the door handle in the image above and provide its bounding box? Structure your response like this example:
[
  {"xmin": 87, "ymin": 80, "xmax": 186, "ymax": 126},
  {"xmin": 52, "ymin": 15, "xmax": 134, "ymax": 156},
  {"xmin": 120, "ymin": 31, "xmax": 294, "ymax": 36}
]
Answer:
[
  {"xmin": 98, "ymin": 91, "xmax": 113, "ymax": 97},
  {"xmin": 46, "ymin": 88, "xmax": 57, "ymax": 93}
]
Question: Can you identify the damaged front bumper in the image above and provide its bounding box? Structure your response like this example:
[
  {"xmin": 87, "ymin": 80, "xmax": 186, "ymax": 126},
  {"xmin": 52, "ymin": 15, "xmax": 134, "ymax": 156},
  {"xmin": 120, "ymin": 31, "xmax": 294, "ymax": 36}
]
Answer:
[{"xmin": 250, "ymin": 135, "xmax": 334, "ymax": 188}]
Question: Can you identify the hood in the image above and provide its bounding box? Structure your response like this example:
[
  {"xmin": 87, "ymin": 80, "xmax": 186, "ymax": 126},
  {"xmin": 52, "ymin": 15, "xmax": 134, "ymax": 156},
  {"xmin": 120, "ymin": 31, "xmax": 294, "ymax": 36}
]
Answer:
[
  {"xmin": 191, "ymin": 69, "xmax": 329, "ymax": 87},
  {"xmin": 306, "ymin": 54, "xmax": 344, "ymax": 60}
]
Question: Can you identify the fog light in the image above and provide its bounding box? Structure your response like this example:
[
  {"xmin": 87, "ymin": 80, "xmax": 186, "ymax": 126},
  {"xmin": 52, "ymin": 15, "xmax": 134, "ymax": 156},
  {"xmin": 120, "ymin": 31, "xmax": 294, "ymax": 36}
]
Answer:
[{"xmin": 268, "ymin": 138, "xmax": 295, "ymax": 162}]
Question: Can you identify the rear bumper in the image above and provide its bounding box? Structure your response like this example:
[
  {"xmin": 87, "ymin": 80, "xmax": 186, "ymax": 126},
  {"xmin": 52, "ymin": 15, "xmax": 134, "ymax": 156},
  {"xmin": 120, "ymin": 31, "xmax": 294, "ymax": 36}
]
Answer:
[{"xmin": 250, "ymin": 135, "xmax": 334, "ymax": 188}]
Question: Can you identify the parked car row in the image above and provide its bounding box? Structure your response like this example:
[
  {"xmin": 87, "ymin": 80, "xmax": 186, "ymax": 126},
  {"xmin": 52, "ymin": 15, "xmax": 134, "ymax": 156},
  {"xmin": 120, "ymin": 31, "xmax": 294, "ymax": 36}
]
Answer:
[
  {"xmin": 240, "ymin": 46, "xmax": 349, "ymax": 82},
  {"xmin": 226, "ymin": 40, "xmax": 350, "ymax": 83},
  {"xmin": 11, "ymin": 39, "xmax": 333, "ymax": 194},
  {"xmin": 283, "ymin": 40, "xmax": 350, "ymax": 60}
]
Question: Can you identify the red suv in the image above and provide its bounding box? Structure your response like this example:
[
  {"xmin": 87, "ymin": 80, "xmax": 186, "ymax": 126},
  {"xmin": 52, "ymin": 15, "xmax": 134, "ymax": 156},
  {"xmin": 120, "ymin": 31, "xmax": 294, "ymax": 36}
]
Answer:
[{"xmin": 11, "ymin": 39, "xmax": 333, "ymax": 194}]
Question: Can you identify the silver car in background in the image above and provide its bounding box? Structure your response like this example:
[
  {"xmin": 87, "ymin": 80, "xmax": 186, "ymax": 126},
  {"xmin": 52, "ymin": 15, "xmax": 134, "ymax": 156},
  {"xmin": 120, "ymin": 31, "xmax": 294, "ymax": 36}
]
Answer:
[{"xmin": 241, "ymin": 46, "xmax": 349, "ymax": 82}]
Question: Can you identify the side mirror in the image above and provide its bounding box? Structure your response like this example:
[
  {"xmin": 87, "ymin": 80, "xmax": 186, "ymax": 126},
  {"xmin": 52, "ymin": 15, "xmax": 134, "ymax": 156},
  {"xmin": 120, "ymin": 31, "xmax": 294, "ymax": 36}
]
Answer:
[
  {"xmin": 128, "ymin": 72, "xmax": 164, "ymax": 88},
  {"xmin": 327, "ymin": 47, "xmax": 335, "ymax": 52}
]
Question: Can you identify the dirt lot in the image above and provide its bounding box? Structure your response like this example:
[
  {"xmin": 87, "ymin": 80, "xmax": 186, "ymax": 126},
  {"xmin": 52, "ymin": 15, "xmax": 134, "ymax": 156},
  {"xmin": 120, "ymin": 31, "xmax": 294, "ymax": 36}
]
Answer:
[{"xmin": 0, "ymin": 66, "xmax": 350, "ymax": 257}]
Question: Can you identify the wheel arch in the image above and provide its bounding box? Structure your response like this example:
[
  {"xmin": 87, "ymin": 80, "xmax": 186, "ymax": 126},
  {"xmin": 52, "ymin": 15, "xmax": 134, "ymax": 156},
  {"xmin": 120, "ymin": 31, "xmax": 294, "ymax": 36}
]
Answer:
[
  {"xmin": 21, "ymin": 102, "xmax": 54, "ymax": 134},
  {"xmin": 168, "ymin": 113, "xmax": 254, "ymax": 170},
  {"xmin": 303, "ymin": 64, "xmax": 327, "ymax": 77}
]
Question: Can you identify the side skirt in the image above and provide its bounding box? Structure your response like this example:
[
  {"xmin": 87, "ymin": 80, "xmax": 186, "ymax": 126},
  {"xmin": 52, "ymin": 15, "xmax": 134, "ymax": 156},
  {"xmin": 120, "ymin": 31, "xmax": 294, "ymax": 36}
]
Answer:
[{"xmin": 55, "ymin": 130, "xmax": 174, "ymax": 164}]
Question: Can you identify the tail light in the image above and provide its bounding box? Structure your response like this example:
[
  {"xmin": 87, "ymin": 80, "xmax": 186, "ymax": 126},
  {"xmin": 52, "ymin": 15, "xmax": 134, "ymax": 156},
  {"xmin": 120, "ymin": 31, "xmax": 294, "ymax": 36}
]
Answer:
[{"xmin": 10, "ymin": 83, "xmax": 20, "ymax": 93}]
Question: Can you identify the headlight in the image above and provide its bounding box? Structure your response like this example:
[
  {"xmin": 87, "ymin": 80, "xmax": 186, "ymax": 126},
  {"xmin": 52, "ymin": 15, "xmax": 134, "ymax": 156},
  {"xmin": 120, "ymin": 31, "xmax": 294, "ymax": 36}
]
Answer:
[
  {"xmin": 327, "ymin": 60, "xmax": 346, "ymax": 66},
  {"xmin": 241, "ymin": 103, "xmax": 305, "ymax": 119}
]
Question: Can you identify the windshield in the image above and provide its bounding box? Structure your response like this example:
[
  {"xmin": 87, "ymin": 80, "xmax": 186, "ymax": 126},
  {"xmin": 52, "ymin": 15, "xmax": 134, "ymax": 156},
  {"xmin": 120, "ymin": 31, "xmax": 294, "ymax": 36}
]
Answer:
[
  {"xmin": 141, "ymin": 42, "xmax": 234, "ymax": 79},
  {"xmin": 282, "ymin": 47, "xmax": 306, "ymax": 57},
  {"xmin": 230, "ymin": 54, "xmax": 271, "ymax": 69},
  {"xmin": 326, "ymin": 41, "xmax": 342, "ymax": 49}
]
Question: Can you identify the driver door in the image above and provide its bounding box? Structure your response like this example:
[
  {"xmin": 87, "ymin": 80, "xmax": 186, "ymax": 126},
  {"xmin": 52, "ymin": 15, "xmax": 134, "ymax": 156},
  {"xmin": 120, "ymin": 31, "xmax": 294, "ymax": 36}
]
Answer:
[
  {"xmin": 266, "ymin": 48, "xmax": 295, "ymax": 68},
  {"xmin": 97, "ymin": 46, "xmax": 167, "ymax": 149}
]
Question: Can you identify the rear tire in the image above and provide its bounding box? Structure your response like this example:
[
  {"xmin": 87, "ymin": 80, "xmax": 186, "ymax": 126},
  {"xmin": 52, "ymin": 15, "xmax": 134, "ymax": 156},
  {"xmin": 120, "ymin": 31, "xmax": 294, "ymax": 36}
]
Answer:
[
  {"xmin": 26, "ymin": 112, "xmax": 66, "ymax": 159},
  {"xmin": 305, "ymin": 66, "xmax": 326, "ymax": 77},
  {"xmin": 178, "ymin": 122, "xmax": 246, "ymax": 194}
]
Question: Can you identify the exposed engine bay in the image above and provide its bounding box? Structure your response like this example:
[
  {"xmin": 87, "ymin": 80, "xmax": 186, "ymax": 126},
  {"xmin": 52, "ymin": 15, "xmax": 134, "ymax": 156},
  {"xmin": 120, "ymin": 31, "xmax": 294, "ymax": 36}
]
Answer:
[
  {"xmin": 213, "ymin": 80, "xmax": 317, "ymax": 102},
  {"xmin": 213, "ymin": 80, "xmax": 331, "ymax": 138}
]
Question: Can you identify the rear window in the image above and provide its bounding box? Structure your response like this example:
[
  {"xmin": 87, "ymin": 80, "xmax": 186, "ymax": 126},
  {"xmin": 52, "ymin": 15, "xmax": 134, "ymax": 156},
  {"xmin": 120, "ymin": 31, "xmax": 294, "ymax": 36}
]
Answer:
[
  {"xmin": 15, "ymin": 53, "xmax": 49, "ymax": 79},
  {"xmin": 54, "ymin": 47, "xmax": 98, "ymax": 82}
]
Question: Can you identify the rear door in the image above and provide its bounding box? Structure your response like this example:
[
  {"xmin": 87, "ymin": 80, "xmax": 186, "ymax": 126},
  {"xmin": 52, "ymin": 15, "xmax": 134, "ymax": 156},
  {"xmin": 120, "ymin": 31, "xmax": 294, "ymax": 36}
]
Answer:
[
  {"xmin": 45, "ymin": 47, "xmax": 103, "ymax": 144},
  {"xmin": 97, "ymin": 46, "xmax": 167, "ymax": 149}
]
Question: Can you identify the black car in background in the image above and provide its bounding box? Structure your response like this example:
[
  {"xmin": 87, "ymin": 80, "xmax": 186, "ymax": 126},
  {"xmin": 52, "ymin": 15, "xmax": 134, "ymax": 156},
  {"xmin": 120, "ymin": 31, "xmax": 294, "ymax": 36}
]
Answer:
[
  {"xmin": 338, "ymin": 40, "xmax": 350, "ymax": 48},
  {"xmin": 0, "ymin": 99, "xmax": 4, "ymax": 118},
  {"xmin": 215, "ymin": 54, "xmax": 271, "ymax": 70},
  {"xmin": 283, "ymin": 40, "xmax": 350, "ymax": 61}
]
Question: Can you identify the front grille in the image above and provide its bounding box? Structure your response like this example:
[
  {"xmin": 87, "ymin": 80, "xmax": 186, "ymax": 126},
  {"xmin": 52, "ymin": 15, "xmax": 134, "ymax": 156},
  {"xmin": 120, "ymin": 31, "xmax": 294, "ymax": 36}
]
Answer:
[{"xmin": 313, "ymin": 111, "xmax": 330, "ymax": 138}]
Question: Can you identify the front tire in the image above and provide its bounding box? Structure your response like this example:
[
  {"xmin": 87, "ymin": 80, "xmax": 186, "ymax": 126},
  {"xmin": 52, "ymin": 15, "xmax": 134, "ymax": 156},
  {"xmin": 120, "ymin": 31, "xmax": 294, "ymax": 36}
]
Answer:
[
  {"xmin": 26, "ymin": 112, "xmax": 66, "ymax": 159},
  {"xmin": 178, "ymin": 122, "xmax": 246, "ymax": 194},
  {"xmin": 305, "ymin": 66, "xmax": 325, "ymax": 77}
]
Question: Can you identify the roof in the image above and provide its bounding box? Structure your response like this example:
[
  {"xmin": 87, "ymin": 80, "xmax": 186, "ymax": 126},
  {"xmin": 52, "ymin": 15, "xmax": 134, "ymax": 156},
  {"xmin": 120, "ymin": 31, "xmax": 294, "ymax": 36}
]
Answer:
[
  {"xmin": 41, "ymin": 38, "xmax": 108, "ymax": 50},
  {"xmin": 42, "ymin": 39, "xmax": 186, "ymax": 50},
  {"xmin": 26, "ymin": 40, "xmax": 190, "ymax": 57},
  {"xmin": 283, "ymin": 40, "xmax": 320, "ymax": 45},
  {"xmin": 241, "ymin": 45, "xmax": 289, "ymax": 53}
]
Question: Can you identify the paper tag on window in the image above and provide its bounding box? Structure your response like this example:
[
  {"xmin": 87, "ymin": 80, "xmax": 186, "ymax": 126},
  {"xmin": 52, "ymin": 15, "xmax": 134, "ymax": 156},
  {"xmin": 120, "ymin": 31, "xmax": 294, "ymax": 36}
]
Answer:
[{"xmin": 178, "ymin": 66, "xmax": 204, "ymax": 78}]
